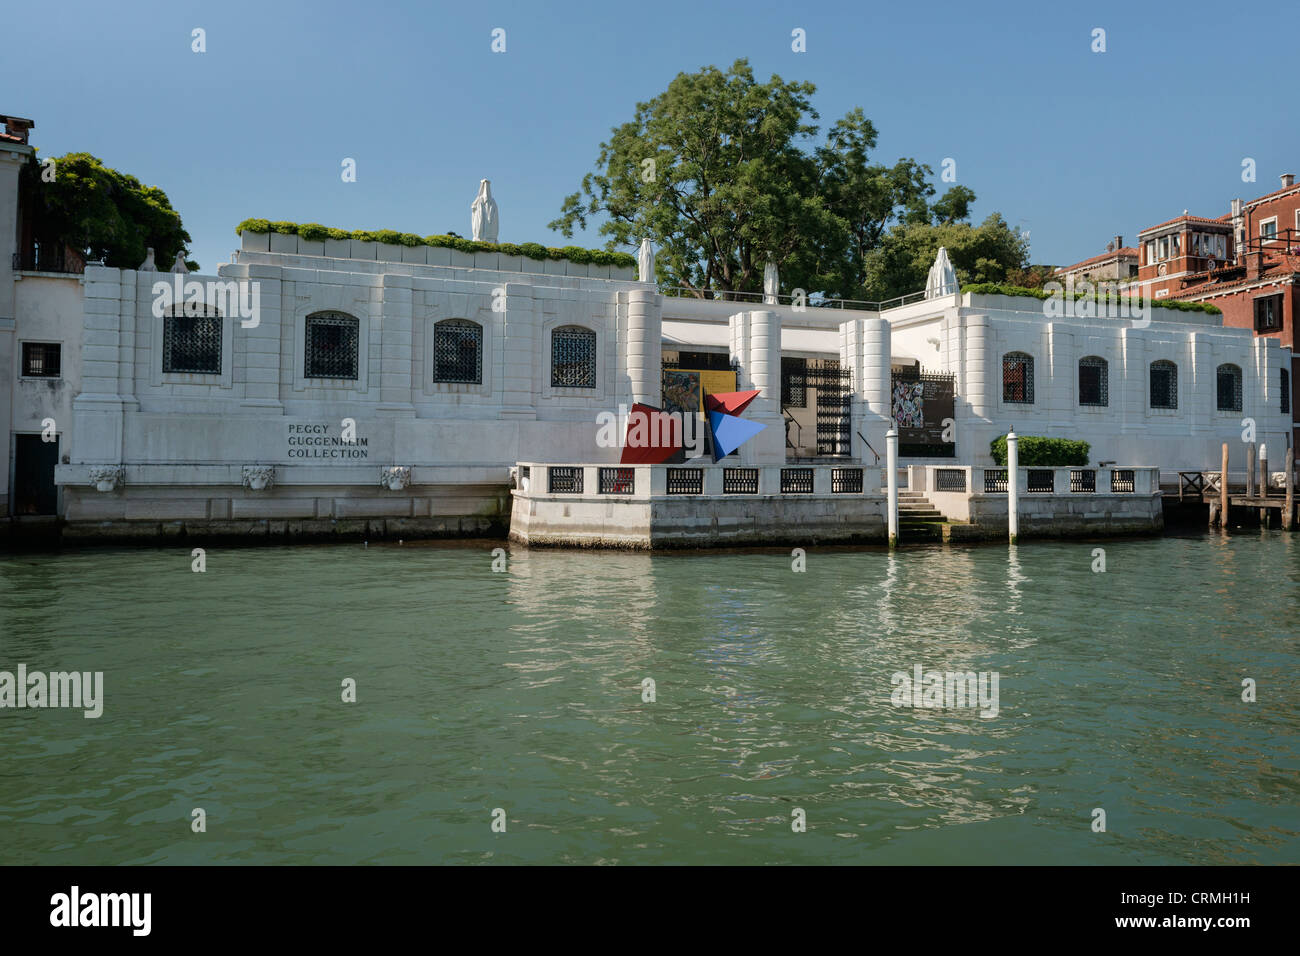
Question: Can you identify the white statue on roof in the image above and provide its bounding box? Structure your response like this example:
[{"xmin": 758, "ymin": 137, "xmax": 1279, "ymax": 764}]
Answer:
[
  {"xmin": 637, "ymin": 238, "xmax": 655, "ymax": 283},
  {"xmin": 925, "ymin": 246, "xmax": 959, "ymax": 299},
  {"xmin": 471, "ymin": 179, "xmax": 499, "ymax": 242},
  {"xmin": 763, "ymin": 259, "xmax": 779, "ymax": 304}
]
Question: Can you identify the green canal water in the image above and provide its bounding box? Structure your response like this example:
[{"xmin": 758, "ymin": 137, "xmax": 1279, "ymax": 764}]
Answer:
[{"xmin": 0, "ymin": 533, "xmax": 1297, "ymax": 865}]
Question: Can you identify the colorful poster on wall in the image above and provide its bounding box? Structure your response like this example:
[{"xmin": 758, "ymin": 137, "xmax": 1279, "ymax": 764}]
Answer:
[
  {"xmin": 890, "ymin": 372, "xmax": 956, "ymax": 456},
  {"xmin": 661, "ymin": 369, "xmax": 701, "ymax": 416}
]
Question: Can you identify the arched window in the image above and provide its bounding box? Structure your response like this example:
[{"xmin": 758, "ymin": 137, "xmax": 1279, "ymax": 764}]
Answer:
[
  {"xmin": 1282, "ymin": 367, "xmax": 1290, "ymax": 415},
  {"xmin": 1002, "ymin": 351, "xmax": 1034, "ymax": 404},
  {"xmin": 305, "ymin": 311, "xmax": 360, "ymax": 379},
  {"xmin": 1216, "ymin": 363, "xmax": 1242, "ymax": 412},
  {"xmin": 432, "ymin": 319, "xmax": 483, "ymax": 384},
  {"xmin": 1078, "ymin": 356, "xmax": 1108, "ymax": 407},
  {"xmin": 163, "ymin": 303, "xmax": 222, "ymax": 374},
  {"xmin": 1150, "ymin": 360, "xmax": 1178, "ymax": 409},
  {"xmin": 551, "ymin": 325, "xmax": 596, "ymax": 388}
]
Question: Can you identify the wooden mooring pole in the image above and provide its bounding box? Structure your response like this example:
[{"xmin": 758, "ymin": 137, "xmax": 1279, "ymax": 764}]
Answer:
[
  {"xmin": 1219, "ymin": 442, "xmax": 1229, "ymax": 531},
  {"xmin": 1246, "ymin": 443, "xmax": 1255, "ymax": 500},
  {"xmin": 1286, "ymin": 446, "xmax": 1295, "ymax": 532}
]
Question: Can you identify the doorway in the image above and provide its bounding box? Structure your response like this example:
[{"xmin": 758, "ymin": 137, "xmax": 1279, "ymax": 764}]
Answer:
[{"xmin": 13, "ymin": 433, "xmax": 59, "ymax": 515}]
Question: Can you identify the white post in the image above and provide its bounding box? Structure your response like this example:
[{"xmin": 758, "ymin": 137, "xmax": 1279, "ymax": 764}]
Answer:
[
  {"xmin": 1006, "ymin": 429, "xmax": 1019, "ymax": 545},
  {"xmin": 1260, "ymin": 444, "xmax": 1268, "ymax": 497},
  {"xmin": 886, "ymin": 428, "xmax": 899, "ymax": 548}
]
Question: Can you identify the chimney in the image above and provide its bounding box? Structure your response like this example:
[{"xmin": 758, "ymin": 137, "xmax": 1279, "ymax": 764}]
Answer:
[
  {"xmin": 1113, "ymin": 235, "xmax": 1123, "ymax": 251},
  {"xmin": 1281, "ymin": 173, "xmax": 1296, "ymax": 188}
]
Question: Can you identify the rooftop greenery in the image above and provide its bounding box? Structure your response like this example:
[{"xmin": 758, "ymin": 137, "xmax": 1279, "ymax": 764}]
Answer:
[
  {"xmin": 963, "ymin": 283, "xmax": 1222, "ymax": 315},
  {"xmin": 235, "ymin": 219, "xmax": 636, "ymax": 269}
]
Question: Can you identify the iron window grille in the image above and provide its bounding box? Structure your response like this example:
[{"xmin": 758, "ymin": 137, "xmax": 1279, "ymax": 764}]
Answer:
[
  {"xmin": 551, "ymin": 326, "xmax": 596, "ymax": 388},
  {"xmin": 1002, "ymin": 352, "xmax": 1034, "ymax": 404},
  {"xmin": 1070, "ymin": 469, "xmax": 1096, "ymax": 493},
  {"xmin": 1283, "ymin": 368, "xmax": 1291, "ymax": 415},
  {"xmin": 1150, "ymin": 360, "xmax": 1178, "ymax": 409},
  {"xmin": 547, "ymin": 466, "xmax": 583, "ymax": 493},
  {"xmin": 984, "ymin": 469, "xmax": 1008, "ymax": 493},
  {"xmin": 598, "ymin": 467, "xmax": 635, "ymax": 495},
  {"xmin": 1078, "ymin": 356, "xmax": 1108, "ymax": 407},
  {"xmin": 433, "ymin": 319, "xmax": 482, "ymax": 384},
  {"xmin": 780, "ymin": 468, "xmax": 814, "ymax": 493},
  {"xmin": 20, "ymin": 342, "xmax": 61, "ymax": 377},
  {"xmin": 1111, "ymin": 469, "xmax": 1135, "ymax": 493},
  {"xmin": 1027, "ymin": 469, "xmax": 1055, "ymax": 493},
  {"xmin": 935, "ymin": 468, "xmax": 967, "ymax": 492},
  {"xmin": 831, "ymin": 468, "xmax": 863, "ymax": 493},
  {"xmin": 666, "ymin": 468, "xmax": 704, "ymax": 494},
  {"xmin": 1216, "ymin": 364, "xmax": 1243, "ymax": 412},
  {"xmin": 305, "ymin": 311, "xmax": 360, "ymax": 380},
  {"xmin": 163, "ymin": 307, "xmax": 222, "ymax": 374},
  {"xmin": 723, "ymin": 468, "xmax": 759, "ymax": 494},
  {"xmin": 781, "ymin": 357, "xmax": 807, "ymax": 408}
]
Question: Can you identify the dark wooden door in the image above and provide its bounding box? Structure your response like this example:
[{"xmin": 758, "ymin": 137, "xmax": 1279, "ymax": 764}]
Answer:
[{"xmin": 14, "ymin": 434, "xmax": 58, "ymax": 515}]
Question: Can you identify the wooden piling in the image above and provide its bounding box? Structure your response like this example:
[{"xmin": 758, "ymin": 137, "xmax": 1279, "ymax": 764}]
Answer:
[
  {"xmin": 1246, "ymin": 443, "xmax": 1255, "ymax": 499},
  {"xmin": 1220, "ymin": 443, "xmax": 1229, "ymax": 530},
  {"xmin": 1286, "ymin": 447, "xmax": 1295, "ymax": 532}
]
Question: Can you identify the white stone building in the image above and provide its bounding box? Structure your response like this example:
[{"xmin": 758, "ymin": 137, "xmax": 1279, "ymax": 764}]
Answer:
[{"xmin": 1, "ymin": 122, "xmax": 1290, "ymax": 541}]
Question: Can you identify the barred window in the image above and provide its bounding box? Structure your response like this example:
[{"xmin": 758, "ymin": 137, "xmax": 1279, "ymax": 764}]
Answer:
[
  {"xmin": 21, "ymin": 342, "xmax": 61, "ymax": 378},
  {"xmin": 1283, "ymin": 368, "xmax": 1291, "ymax": 415},
  {"xmin": 305, "ymin": 311, "xmax": 360, "ymax": 380},
  {"xmin": 1002, "ymin": 352, "xmax": 1034, "ymax": 404},
  {"xmin": 551, "ymin": 325, "xmax": 596, "ymax": 388},
  {"xmin": 163, "ymin": 306, "xmax": 222, "ymax": 374},
  {"xmin": 781, "ymin": 357, "xmax": 807, "ymax": 408},
  {"xmin": 1150, "ymin": 360, "xmax": 1178, "ymax": 409},
  {"xmin": 1216, "ymin": 363, "xmax": 1242, "ymax": 412},
  {"xmin": 1078, "ymin": 356, "xmax": 1108, "ymax": 407},
  {"xmin": 433, "ymin": 319, "xmax": 482, "ymax": 384}
]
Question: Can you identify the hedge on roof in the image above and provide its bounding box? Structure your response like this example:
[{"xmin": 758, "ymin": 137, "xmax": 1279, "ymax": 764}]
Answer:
[
  {"xmin": 235, "ymin": 219, "xmax": 637, "ymax": 268},
  {"xmin": 963, "ymin": 282, "xmax": 1222, "ymax": 315}
]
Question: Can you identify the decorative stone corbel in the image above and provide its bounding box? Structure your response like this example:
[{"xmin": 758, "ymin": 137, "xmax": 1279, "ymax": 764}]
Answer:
[
  {"xmin": 380, "ymin": 466, "xmax": 412, "ymax": 491},
  {"xmin": 88, "ymin": 465, "xmax": 125, "ymax": 493},
  {"xmin": 242, "ymin": 465, "xmax": 276, "ymax": 491}
]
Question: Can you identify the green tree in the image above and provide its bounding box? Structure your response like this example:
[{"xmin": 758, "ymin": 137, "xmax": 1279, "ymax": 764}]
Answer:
[
  {"xmin": 26, "ymin": 152, "xmax": 196, "ymax": 270},
  {"xmin": 862, "ymin": 213, "xmax": 1030, "ymax": 301},
  {"xmin": 549, "ymin": 60, "xmax": 935, "ymax": 299}
]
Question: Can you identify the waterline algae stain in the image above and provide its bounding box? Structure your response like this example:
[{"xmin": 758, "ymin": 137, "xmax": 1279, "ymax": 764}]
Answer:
[{"xmin": 0, "ymin": 536, "xmax": 1296, "ymax": 865}]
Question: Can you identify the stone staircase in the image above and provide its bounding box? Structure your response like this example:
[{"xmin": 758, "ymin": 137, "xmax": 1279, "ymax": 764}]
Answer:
[{"xmin": 898, "ymin": 490, "xmax": 947, "ymax": 539}]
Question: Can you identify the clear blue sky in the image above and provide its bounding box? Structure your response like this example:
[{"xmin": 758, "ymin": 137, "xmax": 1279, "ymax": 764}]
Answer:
[{"xmin": 5, "ymin": 0, "xmax": 1293, "ymax": 273}]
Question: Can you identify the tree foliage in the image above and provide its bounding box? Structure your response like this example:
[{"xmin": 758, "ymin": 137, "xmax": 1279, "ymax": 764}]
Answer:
[
  {"xmin": 549, "ymin": 59, "xmax": 972, "ymax": 300},
  {"xmin": 26, "ymin": 152, "xmax": 195, "ymax": 270},
  {"xmin": 862, "ymin": 213, "xmax": 1031, "ymax": 302}
]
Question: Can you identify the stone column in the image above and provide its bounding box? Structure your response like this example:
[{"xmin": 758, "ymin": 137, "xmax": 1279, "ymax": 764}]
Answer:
[
  {"xmin": 744, "ymin": 310, "xmax": 783, "ymax": 464},
  {"xmin": 74, "ymin": 265, "xmax": 127, "ymax": 463},
  {"xmin": 236, "ymin": 263, "xmax": 283, "ymax": 409},
  {"xmin": 499, "ymin": 282, "xmax": 536, "ymax": 420},
  {"xmin": 377, "ymin": 272, "xmax": 414, "ymax": 414},
  {"xmin": 624, "ymin": 288, "xmax": 661, "ymax": 406}
]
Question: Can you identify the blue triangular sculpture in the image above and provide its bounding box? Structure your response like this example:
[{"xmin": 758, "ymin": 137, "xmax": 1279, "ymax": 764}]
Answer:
[{"xmin": 708, "ymin": 410, "xmax": 767, "ymax": 462}]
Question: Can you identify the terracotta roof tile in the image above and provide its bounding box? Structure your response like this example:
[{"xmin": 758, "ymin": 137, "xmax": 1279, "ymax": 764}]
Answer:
[
  {"xmin": 1057, "ymin": 247, "xmax": 1139, "ymax": 272},
  {"xmin": 1138, "ymin": 214, "xmax": 1230, "ymax": 235}
]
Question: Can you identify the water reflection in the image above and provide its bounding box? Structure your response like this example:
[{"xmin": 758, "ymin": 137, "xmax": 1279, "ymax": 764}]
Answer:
[{"xmin": 0, "ymin": 537, "xmax": 1296, "ymax": 864}]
